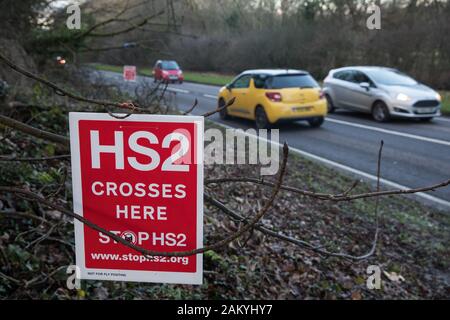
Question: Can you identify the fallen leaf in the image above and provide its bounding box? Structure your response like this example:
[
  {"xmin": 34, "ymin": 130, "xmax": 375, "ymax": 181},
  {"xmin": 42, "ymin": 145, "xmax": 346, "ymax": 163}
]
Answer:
[
  {"xmin": 351, "ymin": 291, "xmax": 362, "ymax": 300},
  {"xmin": 383, "ymin": 271, "xmax": 405, "ymax": 282}
]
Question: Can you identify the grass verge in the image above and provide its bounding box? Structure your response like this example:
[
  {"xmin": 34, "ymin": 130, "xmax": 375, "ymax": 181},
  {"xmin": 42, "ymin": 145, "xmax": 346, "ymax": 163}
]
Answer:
[
  {"xmin": 440, "ymin": 91, "xmax": 450, "ymax": 115},
  {"xmin": 92, "ymin": 63, "xmax": 234, "ymax": 87}
]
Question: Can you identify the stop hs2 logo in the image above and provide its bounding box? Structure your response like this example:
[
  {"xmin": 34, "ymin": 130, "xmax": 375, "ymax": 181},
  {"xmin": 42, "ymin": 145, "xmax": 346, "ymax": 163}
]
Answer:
[{"xmin": 69, "ymin": 113, "xmax": 204, "ymax": 285}]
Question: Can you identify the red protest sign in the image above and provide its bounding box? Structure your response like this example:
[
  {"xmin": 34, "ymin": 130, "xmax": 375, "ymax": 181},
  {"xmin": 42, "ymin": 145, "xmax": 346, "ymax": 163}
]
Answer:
[
  {"xmin": 69, "ymin": 113, "xmax": 203, "ymax": 284},
  {"xmin": 123, "ymin": 65, "xmax": 137, "ymax": 81}
]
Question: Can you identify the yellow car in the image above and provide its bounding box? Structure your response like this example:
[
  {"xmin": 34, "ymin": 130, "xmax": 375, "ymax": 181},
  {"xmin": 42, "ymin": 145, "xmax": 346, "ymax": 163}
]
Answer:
[{"xmin": 218, "ymin": 69, "xmax": 327, "ymax": 128}]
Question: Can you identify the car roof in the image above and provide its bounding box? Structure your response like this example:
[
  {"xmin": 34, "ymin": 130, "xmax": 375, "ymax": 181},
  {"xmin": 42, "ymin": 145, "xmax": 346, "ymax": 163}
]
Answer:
[
  {"xmin": 240, "ymin": 69, "xmax": 309, "ymax": 76},
  {"xmin": 330, "ymin": 66, "xmax": 397, "ymax": 73}
]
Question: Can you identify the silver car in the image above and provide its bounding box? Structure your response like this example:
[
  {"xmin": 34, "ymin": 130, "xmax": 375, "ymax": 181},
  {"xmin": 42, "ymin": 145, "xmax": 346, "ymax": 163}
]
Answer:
[{"xmin": 323, "ymin": 66, "xmax": 442, "ymax": 122}]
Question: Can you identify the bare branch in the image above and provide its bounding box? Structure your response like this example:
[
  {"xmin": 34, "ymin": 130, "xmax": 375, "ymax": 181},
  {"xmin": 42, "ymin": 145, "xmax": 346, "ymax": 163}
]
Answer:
[
  {"xmin": 0, "ymin": 154, "xmax": 70, "ymax": 162},
  {"xmin": 0, "ymin": 52, "xmax": 144, "ymax": 113},
  {"xmin": 202, "ymin": 97, "xmax": 235, "ymax": 117},
  {"xmin": 0, "ymin": 114, "xmax": 69, "ymax": 148},
  {"xmin": 205, "ymin": 176, "xmax": 450, "ymax": 202},
  {"xmin": 74, "ymin": 0, "xmax": 156, "ymax": 40},
  {"xmin": 87, "ymin": 10, "xmax": 166, "ymax": 38},
  {"xmin": 183, "ymin": 98, "xmax": 198, "ymax": 115}
]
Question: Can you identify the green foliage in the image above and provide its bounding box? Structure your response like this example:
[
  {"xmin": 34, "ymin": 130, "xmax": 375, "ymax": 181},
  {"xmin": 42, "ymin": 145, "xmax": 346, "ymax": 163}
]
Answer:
[
  {"xmin": 440, "ymin": 91, "xmax": 450, "ymax": 115},
  {"xmin": 7, "ymin": 244, "xmax": 40, "ymax": 271},
  {"xmin": 28, "ymin": 25, "xmax": 86, "ymax": 56},
  {"xmin": 205, "ymin": 250, "xmax": 229, "ymax": 270}
]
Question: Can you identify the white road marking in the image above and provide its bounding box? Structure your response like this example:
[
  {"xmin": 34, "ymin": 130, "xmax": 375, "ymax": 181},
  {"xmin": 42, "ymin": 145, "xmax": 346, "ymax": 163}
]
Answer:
[
  {"xmin": 435, "ymin": 117, "xmax": 450, "ymax": 123},
  {"xmin": 327, "ymin": 117, "xmax": 450, "ymax": 147},
  {"xmin": 167, "ymin": 87, "xmax": 190, "ymax": 94},
  {"xmin": 203, "ymin": 94, "xmax": 217, "ymax": 99},
  {"xmin": 211, "ymin": 121, "xmax": 450, "ymax": 210}
]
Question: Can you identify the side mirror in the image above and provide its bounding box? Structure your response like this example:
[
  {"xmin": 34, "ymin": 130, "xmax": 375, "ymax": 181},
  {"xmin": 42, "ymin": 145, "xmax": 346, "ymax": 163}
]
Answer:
[
  {"xmin": 226, "ymin": 84, "xmax": 232, "ymax": 91},
  {"xmin": 360, "ymin": 82, "xmax": 370, "ymax": 91}
]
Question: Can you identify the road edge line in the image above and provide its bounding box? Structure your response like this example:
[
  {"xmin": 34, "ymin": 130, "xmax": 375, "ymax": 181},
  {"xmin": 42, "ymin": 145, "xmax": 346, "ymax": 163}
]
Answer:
[
  {"xmin": 214, "ymin": 121, "xmax": 450, "ymax": 210},
  {"xmin": 326, "ymin": 117, "xmax": 450, "ymax": 147}
]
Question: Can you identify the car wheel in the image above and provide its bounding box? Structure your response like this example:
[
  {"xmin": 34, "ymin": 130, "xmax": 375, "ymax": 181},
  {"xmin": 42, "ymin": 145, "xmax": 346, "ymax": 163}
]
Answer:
[
  {"xmin": 219, "ymin": 99, "xmax": 229, "ymax": 120},
  {"xmin": 419, "ymin": 117, "xmax": 433, "ymax": 122},
  {"xmin": 325, "ymin": 95, "xmax": 335, "ymax": 113},
  {"xmin": 372, "ymin": 101, "xmax": 391, "ymax": 122},
  {"xmin": 308, "ymin": 116, "xmax": 324, "ymax": 128},
  {"xmin": 179, "ymin": 80, "xmax": 183, "ymax": 84},
  {"xmin": 255, "ymin": 107, "xmax": 271, "ymax": 129}
]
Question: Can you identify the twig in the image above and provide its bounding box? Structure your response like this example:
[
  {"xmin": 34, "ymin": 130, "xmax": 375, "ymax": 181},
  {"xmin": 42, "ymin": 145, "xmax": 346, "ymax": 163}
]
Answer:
[
  {"xmin": 0, "ymin": 154, "xmax": 70, "ymax": 162},
  {"xmin": 0, "ymin": 271, "xmax": 20, "ymax": 285},
  {"xmin": 201, "ymin": 97, "xmax": 235, "ymax": 117},
  {"xmin": 183, "ymin": 98, "xmax": 198, "ymax": 115},
  {"xmin": 0, "ymin": 52, "xmax": 144, "ymax": 112},
  {"xmin": 0, "ymin": 115, "xmax": 69, "ymax": 147},
  {"xmin": 205, "ymin": 176, "xmax": 450, "ymax": 202}
]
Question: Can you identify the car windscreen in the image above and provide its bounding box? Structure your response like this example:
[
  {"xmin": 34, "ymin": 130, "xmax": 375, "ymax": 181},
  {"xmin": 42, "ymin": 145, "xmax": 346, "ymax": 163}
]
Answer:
[
  {"xmin": 265, "ymin": 74, "xmax": 319, "ymax": 89},
  {"xmin": 365, "ymin": 69, "xmax": 417, "ymax": 86},
  {"xmin": 161, "ymin": 61, "xmax": 180, "ymax": 70}
]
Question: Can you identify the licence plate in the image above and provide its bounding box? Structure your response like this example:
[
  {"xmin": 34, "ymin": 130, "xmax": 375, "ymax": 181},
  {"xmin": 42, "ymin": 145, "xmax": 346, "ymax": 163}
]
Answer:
[
  {"xmin": 292, "ymin": 106, "xmax": 313, "ymax": 112},
  {"xmin": 416, "ymin": 107, "xmax": 434, "ymax": 114},
  {"xmin": 169, "ymin": 75, "xmax": 178, "ymax": 79}
]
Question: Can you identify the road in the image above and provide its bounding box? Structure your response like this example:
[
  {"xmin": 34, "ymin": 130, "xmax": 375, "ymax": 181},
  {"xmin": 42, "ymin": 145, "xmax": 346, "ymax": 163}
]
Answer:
[{"xmin": 91, "ymin": 70, "xmax": 450, "ymax": 211}]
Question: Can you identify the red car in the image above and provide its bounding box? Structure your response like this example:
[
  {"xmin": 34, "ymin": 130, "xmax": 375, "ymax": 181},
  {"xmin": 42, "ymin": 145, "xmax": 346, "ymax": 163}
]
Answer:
[{"xmin": 152, "ymin": 60, "xmax": 184, "ymax": 84}]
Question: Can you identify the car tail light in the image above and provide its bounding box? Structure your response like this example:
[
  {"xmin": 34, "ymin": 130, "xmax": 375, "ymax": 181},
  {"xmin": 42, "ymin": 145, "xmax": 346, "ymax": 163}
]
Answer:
[{"xmin": 265, "ymin": 92, "xmax": 282, "ymax": 102}]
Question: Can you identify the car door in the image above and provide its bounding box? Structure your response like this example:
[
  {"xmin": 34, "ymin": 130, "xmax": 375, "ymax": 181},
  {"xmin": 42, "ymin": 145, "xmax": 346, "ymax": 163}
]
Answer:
[
  {"xmin": 228, "ymin": 75, "xmax": 252, "ymax": 118},
  {"xmin": 330, "ymin": 70, "xmax": 353, "ymax": 108},
  {"xmin": 349, "ymin": 71, "xmax": 376, "ymax": 112},
  {"xmin": 336, "ymin": 70, "xmax": 364, "ymax": 110}
]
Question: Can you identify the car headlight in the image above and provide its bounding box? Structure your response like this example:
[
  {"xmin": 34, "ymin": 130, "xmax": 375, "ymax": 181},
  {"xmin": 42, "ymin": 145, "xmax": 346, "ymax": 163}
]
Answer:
[
  {"xmin": 436, "ymin": 93, "xmax": 442, "ymax": 102},
  {"xmin": 396, "ymin": 93, "xmax": 410, "ymax": 101}
]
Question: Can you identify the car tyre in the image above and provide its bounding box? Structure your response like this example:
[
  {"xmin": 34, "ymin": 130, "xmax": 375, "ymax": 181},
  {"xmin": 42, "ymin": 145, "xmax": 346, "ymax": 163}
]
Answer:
[
  {"xmin": 372, "ymin": 101, "xmax": 391, "ymax": 122},
  {"xmin": 325, "ymin": 95, "xmax": 335, "ymax": 113},
  {"xmin": 255, "ymin": 106, "xmax": 271, "ymax": 129},
  {"xmin": 219, "ymin": 99, "xmax": 230, "ymax": 120},
  {"xmin": 308, "ymin": 116, "xmax": 325, "ymax": 128}
]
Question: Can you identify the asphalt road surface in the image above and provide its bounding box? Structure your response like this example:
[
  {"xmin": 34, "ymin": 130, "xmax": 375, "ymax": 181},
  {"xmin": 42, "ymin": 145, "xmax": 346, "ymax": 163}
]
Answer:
[{"xmin": 91, "ymin": 70, "xmax": 450, "ymax": 211}]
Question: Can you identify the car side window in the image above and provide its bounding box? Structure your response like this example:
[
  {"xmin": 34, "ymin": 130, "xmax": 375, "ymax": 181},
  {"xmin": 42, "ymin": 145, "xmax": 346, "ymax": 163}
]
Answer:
[
  {"xmin": 353, "ymin": 71, "xmax": 370, "ymax": 84},
  {"xmin": 334, "ymin": 71, "xmax": 347, "ymax": 80},
  {"xmin": 253, "ymin": 75, "xmax": 267, "ymax": 89},
  {"xmin": 334, "ymin": 71, "xmax": 354, "ymax": 82},
  {"xmin": 232, "ymin": 75, "xmax": 251, "ymax": 89},
  {"xmin": 341, "ymin": 71, "xmax": 357, "ymax": 82}
]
